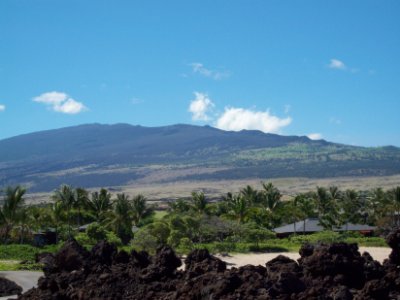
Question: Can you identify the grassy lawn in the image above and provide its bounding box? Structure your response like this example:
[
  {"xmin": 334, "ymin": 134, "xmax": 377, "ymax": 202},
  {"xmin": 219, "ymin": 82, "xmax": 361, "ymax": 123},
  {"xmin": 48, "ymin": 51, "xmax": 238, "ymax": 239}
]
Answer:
[
  {"xmin": 153, "ymin": 210, "xmax": 168, "ymax": 220},
  {"xmin": 190, "ymin": 234, "xmax": 387, "ymax": 255},
  {"xmin": 0, "ymin": 260, "xmax": 20, "ymax": 271},
  {"xmin": 0, "ymin": 244, "xmax": 61, "ymax": 261}
]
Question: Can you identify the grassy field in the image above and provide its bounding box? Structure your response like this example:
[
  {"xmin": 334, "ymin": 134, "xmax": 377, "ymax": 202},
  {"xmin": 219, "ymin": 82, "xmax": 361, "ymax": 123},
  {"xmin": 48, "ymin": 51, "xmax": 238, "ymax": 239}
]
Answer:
[{"xmin": 194, "ymin": 235, "xmax": 387, "ymax": 254}]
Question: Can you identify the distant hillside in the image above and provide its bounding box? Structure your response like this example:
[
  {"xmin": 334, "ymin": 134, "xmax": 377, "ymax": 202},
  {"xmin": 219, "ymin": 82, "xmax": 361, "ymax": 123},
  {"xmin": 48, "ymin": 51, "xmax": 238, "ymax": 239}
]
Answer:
[{"xmin": 1, "ymin": 123, "xmax": 400, "ymax": 192}]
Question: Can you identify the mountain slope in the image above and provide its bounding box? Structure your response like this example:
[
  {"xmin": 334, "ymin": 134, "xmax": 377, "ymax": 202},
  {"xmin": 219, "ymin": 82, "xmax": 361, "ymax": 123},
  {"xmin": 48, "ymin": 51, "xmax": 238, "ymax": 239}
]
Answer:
[{"xmin": 0, "ymin": 123, "xmax": 399, "ymax": 192}]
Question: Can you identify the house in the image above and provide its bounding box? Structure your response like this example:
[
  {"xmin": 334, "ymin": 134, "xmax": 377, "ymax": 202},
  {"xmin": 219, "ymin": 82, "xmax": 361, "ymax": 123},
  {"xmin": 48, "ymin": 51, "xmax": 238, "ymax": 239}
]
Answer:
[
  {"xmin": 33, "ymin": 230, "xmax": 57, "ymax": 246},
  {"xmin": 273, "ymin": 218, "xmax": 376, "ymax": 238}
]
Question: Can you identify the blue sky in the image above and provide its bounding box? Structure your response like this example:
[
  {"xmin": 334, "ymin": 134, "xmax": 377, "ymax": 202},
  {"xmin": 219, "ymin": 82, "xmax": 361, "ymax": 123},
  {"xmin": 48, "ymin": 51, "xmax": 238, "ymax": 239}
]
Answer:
[{"xmin": 1, "ymin": 1, "xmax": 399, "ymax": 146}]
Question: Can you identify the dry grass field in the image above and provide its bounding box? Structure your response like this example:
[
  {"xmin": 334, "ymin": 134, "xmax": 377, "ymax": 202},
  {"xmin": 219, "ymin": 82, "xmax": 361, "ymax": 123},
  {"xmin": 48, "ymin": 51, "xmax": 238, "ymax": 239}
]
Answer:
[{"xmin": 24, "ymin": 174, "xmax": 400, "ymax": 205}]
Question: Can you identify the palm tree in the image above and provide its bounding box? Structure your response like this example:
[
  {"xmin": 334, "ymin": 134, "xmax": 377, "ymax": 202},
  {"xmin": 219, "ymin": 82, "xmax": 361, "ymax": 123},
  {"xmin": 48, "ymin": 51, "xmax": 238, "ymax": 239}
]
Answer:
[
  {"xmin": 0, "ymin": 186, "xmax": 26, "ymax": 242},
  {"xmin": 367, "ymin": 188, "xmax": 390, "ymax": 226},
  {"xmin": 314, "ymin": 186, "xmax": 340, "ymax": 230},
  {"xmin": 388, "ymin": 186, "xmax": 400, "ymax": 227},
  {"xmin": 329, "ymin": 186, "xmax": 341, "ymax": 202},
  {"xmin": 261, "ymin": 182, "xmax": 282, "ymax": 212},
  {"xmin": 168, "ymin": 199, "xmax": 191, "ymax": 214},
  {"xmin": 131, "ymin": 194, "xmax": 152, "ymax": 226},
  {"xmin": 28, "ymin": 206, "xmax": 44, "ymax": 232},
  {"xmin": 339, "ymin": 189, "xmax": 361, "ymax": 230},
  {"xmin": 191, "ymin": 192, "xmax": 208, "ymax": 215},
  {"xmin": 108, "ymin": 193, "xmax": 133, "ymax": 244},
  {"xmin": 16, "ymin": 208, "xmax": 31, "ymax": 244},
  {"xmin": 240, "ymin": 185, "xmax": 259, "ymax": 205},
  {"xmin": 50, "ymin": 201, "xmax": 65, "ymax": 243},
  {"xmin": 74, "ymin": 187, "xmax": 89, "ymax": 226},
  {"xmin": 52, "ymin": 185, "xmax": 76, "ymax": 237},
  {"xmin": 295, "ymin": 193, "xmax": 316, "ymax": 234},
  {"xmin": 283, "ymin": 200, "xmax": 298, "ymax": 234},
  {"xmin": 86, "ymin": 188, "xmax": 113, "ymax": 223},
  {"xmin": 225, "ymin": 194, "xmax": 249, "ymax": 223}
]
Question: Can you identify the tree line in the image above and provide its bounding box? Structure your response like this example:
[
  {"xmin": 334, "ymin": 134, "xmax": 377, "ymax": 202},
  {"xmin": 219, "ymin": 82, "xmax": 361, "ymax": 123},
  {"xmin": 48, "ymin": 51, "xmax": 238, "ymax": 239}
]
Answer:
[{"xmin": 0, "ymin": 183, "xmax": 399, "ymax": 251}]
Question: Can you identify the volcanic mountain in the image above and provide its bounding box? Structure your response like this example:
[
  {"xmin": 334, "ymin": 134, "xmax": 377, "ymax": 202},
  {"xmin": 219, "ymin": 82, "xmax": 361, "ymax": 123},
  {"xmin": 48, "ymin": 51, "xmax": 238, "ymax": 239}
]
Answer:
[{"xmin": 0, "ymin": 123, "xmax": 399, "ymax": 192}]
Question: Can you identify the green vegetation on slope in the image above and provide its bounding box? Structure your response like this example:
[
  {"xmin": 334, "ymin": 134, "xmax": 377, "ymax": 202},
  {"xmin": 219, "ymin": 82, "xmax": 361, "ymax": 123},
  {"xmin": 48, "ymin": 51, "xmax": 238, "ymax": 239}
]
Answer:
[{"xmin": 231, "ymin": 143, "xmax": 400, "ymax": 163}]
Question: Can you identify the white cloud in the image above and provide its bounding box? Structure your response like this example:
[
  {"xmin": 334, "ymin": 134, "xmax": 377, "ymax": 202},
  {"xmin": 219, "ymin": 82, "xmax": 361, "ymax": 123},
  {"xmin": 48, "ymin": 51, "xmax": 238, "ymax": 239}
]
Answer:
[
  {"xmin": 215, "ymin": 107, "xmax": 292, "ymax": 134},
  {"xmin": 307, "ymin": 133, "xmax": 323, "ymax": 140},
  {"xmin": 0, "ymin": 104, "xmax": 5, "ymax": 112},
  {"xmin": 33, "ymin": 91, "xmax": 68, "ymax": 105},
  {"xmin": 284, "ymin": 104, "xmax": 291, "ymax": 114},
  {"xmin": 190, "ymin": 63, "xmax": 230, "ymax": 80},
  {"xmin": 53, "ymin": 98, "xmax": 86, "ymax": 114},
  {"xmin": 188, "ymin": 92, "xmax": 215, "ymax": 121},
  {"xmin": 33, "ymin": 91, "xmax": 87, "ymax": 114},
  {"xmin": 328, "ymin": 59, "xmax": 347, "ymax": 70}
]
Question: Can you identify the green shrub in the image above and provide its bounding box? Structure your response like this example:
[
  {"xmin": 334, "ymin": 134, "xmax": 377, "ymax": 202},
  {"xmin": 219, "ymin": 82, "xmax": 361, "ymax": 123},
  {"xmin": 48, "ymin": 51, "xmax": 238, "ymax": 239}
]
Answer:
[
  {"xmin": 176, "ymin": 237, "xmax": 194, "ymax": 253},
  {"xmin": 289, "ymin": 231, "xmax": 342, "ymax": 244},
  {"xmin": 105, "ymin": 231, "xmax": 122, "ymax": 246},
  {"xmin": 243, "ymin": 228, "xmax": 275, "ymax": 245},
  {"xmin": 75, "ymin": 232, "xmax": 94, "ymax": 246},
  {"xmin": 56, "ymin": 225, "xmax": 74, "ymax": 242},
  {"xmin": 86, "ymin": 223, "xmax": 107, "ymax": 241},
  {"xmin": 167, "ymin": 229, "xmax": 186, "ymax": 248},
  {"xmin": 345, "ymin": 236, "xmax": 386, "ymax": 247},
  {"xmin": 131, "ymin": 227, "xmax": 159, "ymax": 253},
  {"xmin": 75, "ymin": 228, "xmax": 122, "ymax": 247}
]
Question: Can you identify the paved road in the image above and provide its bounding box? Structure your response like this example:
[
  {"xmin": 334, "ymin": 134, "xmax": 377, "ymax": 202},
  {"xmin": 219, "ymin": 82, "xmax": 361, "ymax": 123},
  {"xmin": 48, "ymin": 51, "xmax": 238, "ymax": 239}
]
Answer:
[{"xmin": 0, "ymin": 271, "xmax": 42, "ymax": 300}]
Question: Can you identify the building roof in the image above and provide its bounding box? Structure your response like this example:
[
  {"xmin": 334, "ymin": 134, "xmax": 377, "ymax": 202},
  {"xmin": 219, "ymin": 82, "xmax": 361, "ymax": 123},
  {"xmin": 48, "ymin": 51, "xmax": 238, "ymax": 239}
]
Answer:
[{"xmin": 273, "ymin": 218, "xmax": 376, "ymax": 234}]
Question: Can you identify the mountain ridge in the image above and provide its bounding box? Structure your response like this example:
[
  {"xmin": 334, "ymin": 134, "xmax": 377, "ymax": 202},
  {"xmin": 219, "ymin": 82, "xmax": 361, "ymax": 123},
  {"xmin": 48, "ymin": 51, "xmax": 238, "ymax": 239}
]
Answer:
[{"xmin": 0, "ymin": 123, "xmax": 399, "ymax": 192}]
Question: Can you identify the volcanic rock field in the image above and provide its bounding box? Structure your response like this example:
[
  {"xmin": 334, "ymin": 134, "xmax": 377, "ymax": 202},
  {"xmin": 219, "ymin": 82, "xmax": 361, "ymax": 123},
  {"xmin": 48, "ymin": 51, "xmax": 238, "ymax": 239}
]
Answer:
[{"xmin": 3, "ymin": 229, "xmax": 400, "ymax": 299}]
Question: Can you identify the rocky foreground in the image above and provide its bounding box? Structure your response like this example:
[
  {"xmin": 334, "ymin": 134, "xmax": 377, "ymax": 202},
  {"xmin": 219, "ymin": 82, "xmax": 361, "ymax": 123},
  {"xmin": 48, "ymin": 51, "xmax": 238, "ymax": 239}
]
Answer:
[
  {"xmin": 0, "ymin": 277, "xmax": 22, "ymax": 297},
  {"xmin": 11, "ymin": 229, "xmax": 400, "ymax": 299}
]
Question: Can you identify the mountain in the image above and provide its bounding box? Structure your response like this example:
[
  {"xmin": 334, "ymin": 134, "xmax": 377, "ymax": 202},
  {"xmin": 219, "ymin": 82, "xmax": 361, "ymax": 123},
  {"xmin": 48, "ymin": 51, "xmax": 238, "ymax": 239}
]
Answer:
[{"xmin": 1, "ymin": 123, "xmax": 400, "ymax": 192}]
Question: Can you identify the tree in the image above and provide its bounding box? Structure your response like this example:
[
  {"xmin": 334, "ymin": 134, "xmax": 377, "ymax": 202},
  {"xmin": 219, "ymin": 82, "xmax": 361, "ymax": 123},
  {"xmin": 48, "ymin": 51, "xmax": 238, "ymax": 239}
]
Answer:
[
  {"xmin": 86, "ymin": 188, "xmax": 113, "ymax": 223},
  {"xmin": 191, "ymin": 192, "xmax": 208, "ymax": 214},
  {"xmin": 166, "ymin": 214, "xmax": 201, "ymax": 243},
  {"xmin": 109, "ymin": 193, "xmax": 133, "ymax": 244},
  {"xmin": 388, "ymin": 186, "xmax": 400, "ymax": 227},
  {"xmin": 27, "ymin": 206, "xmax": 45, "ymax": 232},
  {"xmin": 15, "ymin": 207, "xmax": 31, "ymax": 244},
  {"xmin": 168, "ymin": 199, "xmax": 191, "ymax": 214},
  {"xmin": 366, "ymin": 188, "xmax": 391, "ymax": 226},
  {"xmin": 224, "ymin": 194, "xmax": 250, "ymax": 224},
  {"xmin": 74, "ymin": 187, "xmax": 89, "ymax": 226},
  {"xmin": 284, "ymin": 197, "xmax": 304, "ymax": 234},
  {"xmin": 131, "ymin": 194, "xmax": 152, "ymax": 226},
  {"xmin": 240, "ymin": 185, "xmax": 260, "ymax": 205},
  {"xmin": 339, "ymin": 189, "xmax": 362, "ymax": 229},
  {"xmin": 314, "ymin": 186, "xmax": 340, "ymax": 230},
  {"xmin": 260, "ymin": 182, "xmax": 282, "ymax": 213},
  {"xmin": 0, "ymin": 186, "xmax": 26, "ymax": 242},
  {"xmin": 52, "ymin": 185, "xmax": 76, "ymax": 237},
  {"xmin": 132, "ymin": 221, "xmax": 170, "ymax": 252},
  {"xmin": 246, "ymin": 207, "xmax": 272, "ymax": 228},
  {"xmin": 294, "ymin": 193, "xmax": 316, "ymax": 233}
]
